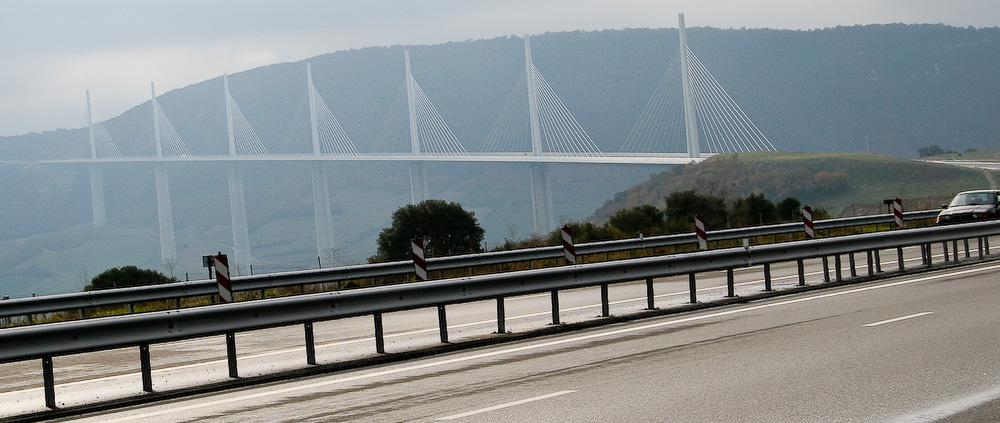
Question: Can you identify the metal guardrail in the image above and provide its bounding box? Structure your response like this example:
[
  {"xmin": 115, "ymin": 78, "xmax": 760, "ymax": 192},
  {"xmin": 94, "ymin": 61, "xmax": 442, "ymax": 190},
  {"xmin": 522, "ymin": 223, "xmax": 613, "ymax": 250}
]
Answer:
[
  {"xmin": 0, "ymin": 210, "xmax": 940, "ymax": 320},
  {"xmin": 0, "ymin": 216, "xmax": 991, "ymax": 410}
]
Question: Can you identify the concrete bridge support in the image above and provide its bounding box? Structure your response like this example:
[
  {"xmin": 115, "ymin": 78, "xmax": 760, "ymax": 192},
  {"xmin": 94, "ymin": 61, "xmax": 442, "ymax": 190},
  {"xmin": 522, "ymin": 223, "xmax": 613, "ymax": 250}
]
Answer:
[
  {"xmin": 154, "ymin": 164, "xmax": 177, "ymax": 264},
  {"xmin": 530, "ymin": 164, "xmax": 556, "ymax": 234},
  {"xmin": 227, "ymin": 163, "xmax": 252, "ymax": 272},
  {"xmin": 311, "ymin": 163, "xmax": 336, "ymax": 264},
  {"xmin": 89, "ymin": 165, "xmax": 106, "ymax": 228}
]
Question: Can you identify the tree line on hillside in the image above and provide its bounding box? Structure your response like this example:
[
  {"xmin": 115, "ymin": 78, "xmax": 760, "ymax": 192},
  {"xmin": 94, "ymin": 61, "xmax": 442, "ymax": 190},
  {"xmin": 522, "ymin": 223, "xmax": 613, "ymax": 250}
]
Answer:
[{"xmin": 86, "ymin": 193, "xmax": 822, "ymax": 291}]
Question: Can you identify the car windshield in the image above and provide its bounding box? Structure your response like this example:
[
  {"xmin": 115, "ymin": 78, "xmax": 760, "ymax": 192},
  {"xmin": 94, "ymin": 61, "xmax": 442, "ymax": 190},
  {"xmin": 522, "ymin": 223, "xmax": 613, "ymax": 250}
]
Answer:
[{"xmin": 950, "ymin": 192, "xmax": 997, "ymax": 206}]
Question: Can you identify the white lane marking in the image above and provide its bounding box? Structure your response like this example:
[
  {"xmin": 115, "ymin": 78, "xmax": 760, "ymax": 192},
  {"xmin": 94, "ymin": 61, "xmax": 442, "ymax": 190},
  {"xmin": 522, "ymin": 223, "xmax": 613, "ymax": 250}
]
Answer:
[
  {"xmin": 434, "ymin": 390, "xmax": 578, "ymax": 421},
  {"xmin": 863, "ymin": 312, "xmax": 934, "ymax": 327},
  {"xmin": 93, "ymin": 263, "xmax": 1000, "ymax": 422}
]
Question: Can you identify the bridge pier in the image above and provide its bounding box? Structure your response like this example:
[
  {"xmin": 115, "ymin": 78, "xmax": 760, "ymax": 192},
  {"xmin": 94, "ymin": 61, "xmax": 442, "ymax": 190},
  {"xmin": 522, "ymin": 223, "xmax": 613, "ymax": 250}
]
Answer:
[
  {"xmin": 530, "ymin": 163, "xmax": 556, "ymax": 234},
  {"xmin": 311, "ymin": 163, "xmax": 336, "ymax": 264},
  {"xmin": 409, "ymin": 162, "xmax": 429, "ymax": 204},
  {"xmin": 89, "ymin": 165, "xmax": 106, "ymax": 228},
  {"xmin": 227, "ymin": 163, "xmax": 252, "ymax": 273},
  {"xmin": 154, "ymin": 163, "xmax": 177, "ymax": 264}
]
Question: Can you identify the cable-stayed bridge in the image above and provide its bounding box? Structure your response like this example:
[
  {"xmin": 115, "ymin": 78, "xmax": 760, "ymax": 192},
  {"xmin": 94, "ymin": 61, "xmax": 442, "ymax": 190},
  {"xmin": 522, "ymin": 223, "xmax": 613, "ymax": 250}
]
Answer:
[{"xmin": 32, "ymin": 14, "xmax": 776, "ymax": 270}]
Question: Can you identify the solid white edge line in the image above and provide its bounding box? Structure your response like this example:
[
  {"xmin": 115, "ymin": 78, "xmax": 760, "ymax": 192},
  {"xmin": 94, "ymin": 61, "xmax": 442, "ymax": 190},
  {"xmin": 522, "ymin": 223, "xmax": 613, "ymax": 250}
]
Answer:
[
  {"xmin": 863, "ymin": 312, "xmax": 934, "ymax": 327},
  {"xmin": 434, "ymin": 390, "xmax": 578, "ymax": 421}
]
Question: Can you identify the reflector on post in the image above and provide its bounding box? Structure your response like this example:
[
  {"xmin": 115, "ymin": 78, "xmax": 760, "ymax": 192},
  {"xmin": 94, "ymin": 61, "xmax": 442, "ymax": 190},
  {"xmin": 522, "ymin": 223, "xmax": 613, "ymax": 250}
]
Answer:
[
  {"xmin": 411, "ymin": 237, "xmax": 427, "ymax": 281},
  {"xmin": 561, "ymin": 225, "xmax": 576, "ymax": 264},
  {"xmin": 214, "ymin": 253, "xmax": 232, "ymax": 303},
  {"xmin": 695, "ymin": 214, "xmax": 707, "ymax": 250},
  {"xmin": 802, "ymin": 205, "xmax": 815, "ymax": 239}
]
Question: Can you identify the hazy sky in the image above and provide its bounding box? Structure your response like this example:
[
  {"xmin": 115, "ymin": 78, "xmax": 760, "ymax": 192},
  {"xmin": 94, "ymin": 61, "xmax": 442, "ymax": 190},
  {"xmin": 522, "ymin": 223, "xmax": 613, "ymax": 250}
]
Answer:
[{"xmin": 1, "ymin": 0, "xmax": 998, "ymax": 137}]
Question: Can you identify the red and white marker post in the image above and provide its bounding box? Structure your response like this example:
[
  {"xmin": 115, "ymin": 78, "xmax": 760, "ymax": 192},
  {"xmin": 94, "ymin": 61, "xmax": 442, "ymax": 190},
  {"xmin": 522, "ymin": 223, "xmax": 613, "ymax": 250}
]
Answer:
[
  {"xmin": 695, "ymin": 214, "xmax": 708, "ymax": 250},
  {"xmin": 561, "ymin": 225, "xmax": 576, "ymax": 264},
  {"xmin": 411, "ymin": 237, "xmax": 427, "ymax": 281},
  {"xmin": 893, "ymin": 198, "xmax": 904, "ymax": 229},
  {"xmin": 214, "ymin": 253, "xmax": 233, "ymax": 303},
  {"xmin": 802, "ymin": 205, "xmax": 815, "ymax": 239}
]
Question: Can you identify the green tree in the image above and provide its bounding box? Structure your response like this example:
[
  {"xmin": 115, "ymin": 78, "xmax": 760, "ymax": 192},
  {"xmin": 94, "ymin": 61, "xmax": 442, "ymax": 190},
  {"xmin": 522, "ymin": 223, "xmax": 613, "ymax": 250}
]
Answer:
[
  {"xmin": 730, "ymin": 193, "xmax": 778, "ymax": 227},
  {"xmin": 664, "ymin": 190, "xmax": 728, "ymax": 232},
  {"xmin": 85, "ymin": 265, "xmax": 177, "ymax": 291},
  {"xmin": 548, "ymin": 220, "xmax": 623, "ymax": 245},
  {"xmin": 607, "ymin": 205, "xmax": 665, "ymax": 236},
  {"xmin": 775, "ymin": 197, "xmax": 802, "ymax": 222},
  {"xmin": 375, "ymin": 199, "xmax": 485, "ymax": 261},
  {"xmin": 917, "ymin": 144, "xmax": 945, "ymax": 157}
]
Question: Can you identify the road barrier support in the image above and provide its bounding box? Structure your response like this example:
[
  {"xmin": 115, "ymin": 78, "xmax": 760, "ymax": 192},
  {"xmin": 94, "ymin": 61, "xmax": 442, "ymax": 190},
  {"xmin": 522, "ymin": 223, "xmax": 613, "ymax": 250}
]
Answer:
[
  {"xmin": 550, "ymin": 290, "xmax": 560, "ymax": 324},
  {"xmin": 496, "ymin": 297, "xmax": 506, "ymax": 333},
  {"xmin": 822, "ymin": 257, "xmax": 830, "ymax": 282},
  {"xmin": 305, "ymin": 321, "xmax": 316, "ymax": 365},
  {"xmin": 140, "ymin": 343, "xmax": 153, "ymax": 392},
  {"xmin": 645, "ymin": 278, "xmax": 655, "ymax": 310},
  {"xmin": 43, "ymin": 355, "xmax": 55, "ymax": 409},
  {"xmin": 797, "ymin": 259, "xmax": 806, "ymax": 286},
  {"xmin": 600, "ymin": 284, "xmax": 610, "ymax": 317},
  {"xmin": 688, "ymin": 273, "xmax": 697, "ymax": 303},
  {"xmin": 726, "ymin": 268, "xmax": 735, "ymax": 297},
  {"xmin": 764, "ymin": 263, "xmax": 772, "ymax": 291},
  {"xmin": 374, "ymin": 313, "xmax": 385, "ymax": 354},
  {"xmin": 226, "ymin": 332, "xmax": 238, "ymax": 378},
  {"xmin": 834, "ymin": 255, "xmax": 843, "ymax": 282},
  {"xmin": 438, "ymin": 305, "xmax": 448, "ymax": 343}
]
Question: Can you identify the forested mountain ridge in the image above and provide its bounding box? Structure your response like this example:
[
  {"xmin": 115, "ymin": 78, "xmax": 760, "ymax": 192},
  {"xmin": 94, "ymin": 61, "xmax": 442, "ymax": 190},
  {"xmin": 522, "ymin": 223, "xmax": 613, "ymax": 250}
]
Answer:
[
  {"xmin": 0, "ymin": 24, "xmax": 998, "ymax": 297},
  {"xmin": 3, "ymin": 24, "xmax": 998, "ymax": 159}
]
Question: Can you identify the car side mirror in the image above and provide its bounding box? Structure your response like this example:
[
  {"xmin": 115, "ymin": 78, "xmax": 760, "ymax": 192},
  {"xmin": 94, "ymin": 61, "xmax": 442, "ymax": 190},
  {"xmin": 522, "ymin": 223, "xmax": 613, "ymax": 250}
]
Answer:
[{"xmin": 941, "ymin": 204, "xmax": 948, "ymax": 209}]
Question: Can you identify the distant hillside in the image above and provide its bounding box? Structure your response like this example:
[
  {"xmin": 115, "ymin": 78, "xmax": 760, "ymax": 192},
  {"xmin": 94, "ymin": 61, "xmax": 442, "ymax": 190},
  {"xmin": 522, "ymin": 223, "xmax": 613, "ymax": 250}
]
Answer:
[
  {"xmin": 2, "ymin": 24, "xmax": 1000, "ymax": 297},
  {"xmin": 593, "ymin": 152, "xmax": 996, "ymax": 220}
]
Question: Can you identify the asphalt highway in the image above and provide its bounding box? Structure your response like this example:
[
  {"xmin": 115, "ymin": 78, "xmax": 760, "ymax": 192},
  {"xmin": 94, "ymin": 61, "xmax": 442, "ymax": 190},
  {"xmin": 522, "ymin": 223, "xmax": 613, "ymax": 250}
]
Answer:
[{"xmin": 2, "ymin": 244, "xmax": 998, "ymax": 421}]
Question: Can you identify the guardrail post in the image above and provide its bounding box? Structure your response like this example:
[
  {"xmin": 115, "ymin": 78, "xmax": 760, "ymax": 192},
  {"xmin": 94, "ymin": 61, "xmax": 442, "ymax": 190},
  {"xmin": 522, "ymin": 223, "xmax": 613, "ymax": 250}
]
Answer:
[
  {"xmin": 986, "ymin": 237, "xmax": 991, "ymax": 255},
  {"xmin": 600, "ymin": 284, "xmax": 610, "ymax": 317},
  {"xmin": 496, "ymin": 297, "xmax": 506, "ymax": 333},
  {"xmin": 42, "ymin": 355, "xmax": 55, "ymax": 408},
  {"xmin": 550, "ymin": 290, "xmax": 560, "ymax": 324},
  {"xmin": 438, "ymin": 305, "xmax": 449, "ymax": 343},
  {"xmin": 866, "ymin": 251, "xmax": 874, "ymax": 276},
  {"xmin": 688, "ymin": 273, "xmax": 697, "ymax": 303},
  {"xmin": 226, "ymin": 332, "xmax": 238, "ymax": 378},
  {"xmin": 925, "ymin": 243, "xmax": 933, "ymax": 267},
  {"xmin": 764, "ymin": 263, "xmax": 772, "ymax": 291},
  {"xmin": 942, "ymin": 242, "xmax": 950, "ymax": 262},
  {"xmin": 646, "ymin": 278, "xmax": 656, "ymax": 310},
  {"xmin": 951, "ymin": 240, "xmax": 958, "ymax": 261},
  {"xmin": 822, "ymin": 257, "xmax": 830, "ymax": 282},
  {"xmin": 874, "ymin": 249, "xmax": 883, "ymax": 273},
  {"xmin": 140, "ymin": 343, "xmax": 153, "ymax": 392},
  {"xmin": 834, "ymin": 255, "xmax": 842, "ymax": 282},
  {"xmin": 897, "ymin": 247, "xmax": 905, "ymax": 271},
  {"xmin": 964, "ymin": 239, "xmax": 970, "ymax": 258},
  {"xmin": 848, "ymin": 253, "xmax": 857, "ymax": 278},
  {"xmin": 304, "ymin": 321, "xmax": 316, "ymax": 365},
  {"xmin": 979, "ymin": 237, "xmax": 985, "ymax": 259},
  {"xmin": 797, "ymin": 259, "xmax": 805, "ymax": 286},
  {"xmin": 726, "ymin": 268, "xmax": 735, "ymax": 297},
  {"xmin": 374, "ymin": 313, "xmax": 385, "ymax": 353}
]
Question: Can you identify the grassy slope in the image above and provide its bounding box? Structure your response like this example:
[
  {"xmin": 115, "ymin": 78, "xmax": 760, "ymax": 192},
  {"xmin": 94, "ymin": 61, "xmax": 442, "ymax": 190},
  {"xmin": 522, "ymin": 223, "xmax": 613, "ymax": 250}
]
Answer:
[{"xmin": 593, "ymin": 152, "xmax": 995, "ymax": 221}]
